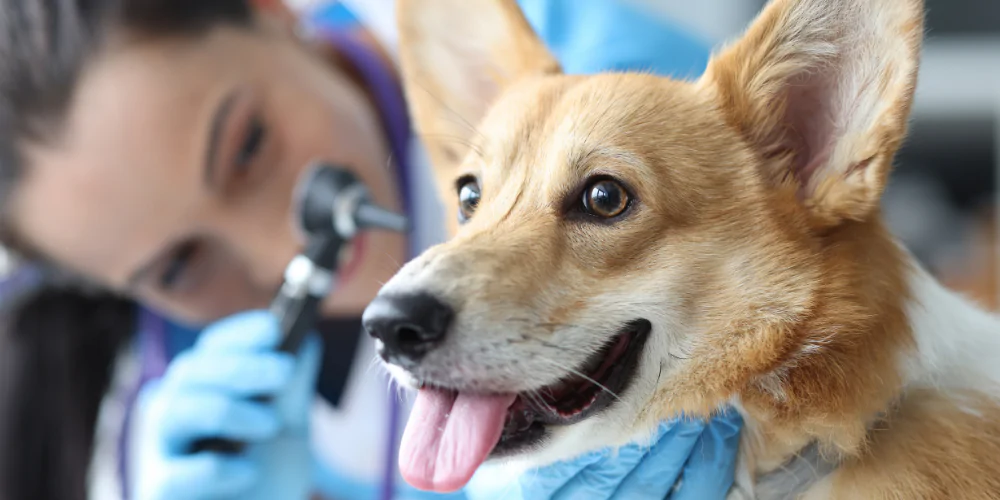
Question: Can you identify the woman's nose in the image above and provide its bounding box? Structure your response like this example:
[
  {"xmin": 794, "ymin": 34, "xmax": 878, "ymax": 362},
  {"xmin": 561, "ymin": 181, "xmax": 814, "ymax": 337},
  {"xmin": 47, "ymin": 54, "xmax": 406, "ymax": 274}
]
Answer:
[{"xmin": 221, "ymin": 217, "xmax": 302, "ymax": 298}]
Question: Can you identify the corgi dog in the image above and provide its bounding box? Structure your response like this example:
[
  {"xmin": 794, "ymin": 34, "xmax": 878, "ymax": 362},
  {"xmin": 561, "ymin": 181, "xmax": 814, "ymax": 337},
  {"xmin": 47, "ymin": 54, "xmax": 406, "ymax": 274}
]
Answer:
[{"xmin": 361, "ymin": 0, "xmax": 1000, "ymax": 497}]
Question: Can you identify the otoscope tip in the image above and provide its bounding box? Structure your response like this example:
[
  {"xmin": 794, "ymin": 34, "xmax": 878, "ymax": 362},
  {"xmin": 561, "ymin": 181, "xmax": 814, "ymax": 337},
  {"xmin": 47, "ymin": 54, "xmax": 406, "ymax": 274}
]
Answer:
[{"xmin": 355, "ymin": 203, "xmax": 409, "ymax": 233}]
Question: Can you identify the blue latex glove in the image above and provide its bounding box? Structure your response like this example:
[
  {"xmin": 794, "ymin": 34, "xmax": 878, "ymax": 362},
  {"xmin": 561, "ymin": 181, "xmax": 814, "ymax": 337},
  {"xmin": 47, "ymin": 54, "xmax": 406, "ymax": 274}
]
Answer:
[
  {"xmin": 132, "ymin": 310, "xmax": 323, "ymax": 500},
  {"xmin": 468, "ymin": 409, "xmax": 742, "ymax": 500}
]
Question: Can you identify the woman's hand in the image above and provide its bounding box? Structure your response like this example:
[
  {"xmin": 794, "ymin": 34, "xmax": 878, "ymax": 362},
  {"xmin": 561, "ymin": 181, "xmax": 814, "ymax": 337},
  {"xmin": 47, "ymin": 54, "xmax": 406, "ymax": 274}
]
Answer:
[
  {"xmin": 132, "ymin": 310, "xmax": 323, "ymax": 500},
  {"xmin": 467, "ymin": 409, "xmax": 743, "ymax": 499}
]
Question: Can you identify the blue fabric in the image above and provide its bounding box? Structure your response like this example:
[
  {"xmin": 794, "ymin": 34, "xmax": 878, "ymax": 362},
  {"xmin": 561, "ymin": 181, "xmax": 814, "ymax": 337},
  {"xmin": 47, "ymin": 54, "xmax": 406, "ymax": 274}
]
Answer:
[
  {"xmin": 516, "ymin": 0, "xmax": 710, "ymax": 79},
  {"xmin": 163, "ymin": 320, "xmax": 202, "ymax": 359},
  {"xmin": 309, "ymin": 3, "xmax": 359, "ymax": 29}
]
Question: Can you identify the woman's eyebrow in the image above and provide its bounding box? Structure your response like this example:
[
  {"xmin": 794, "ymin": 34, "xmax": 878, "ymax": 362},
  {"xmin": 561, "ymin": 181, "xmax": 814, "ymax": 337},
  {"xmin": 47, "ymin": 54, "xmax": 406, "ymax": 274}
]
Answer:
[{"xmin": 203, "ymin": 88, "xmax": 240, "ymax": 189}]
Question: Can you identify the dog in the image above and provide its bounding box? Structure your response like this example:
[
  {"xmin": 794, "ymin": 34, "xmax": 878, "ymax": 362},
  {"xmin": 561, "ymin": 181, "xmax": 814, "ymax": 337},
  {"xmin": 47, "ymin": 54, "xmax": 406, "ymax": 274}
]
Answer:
[{"xmin": 361, "ymin": 0, "xmax": 1000, "ymax": 497}]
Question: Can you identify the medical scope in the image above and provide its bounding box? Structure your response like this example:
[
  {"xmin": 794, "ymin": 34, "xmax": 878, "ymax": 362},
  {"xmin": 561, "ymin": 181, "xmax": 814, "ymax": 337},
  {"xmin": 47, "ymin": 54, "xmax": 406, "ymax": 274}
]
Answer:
[{"xmin": 189, "ymin": 162, "xmax": 408, "ymax": 455}]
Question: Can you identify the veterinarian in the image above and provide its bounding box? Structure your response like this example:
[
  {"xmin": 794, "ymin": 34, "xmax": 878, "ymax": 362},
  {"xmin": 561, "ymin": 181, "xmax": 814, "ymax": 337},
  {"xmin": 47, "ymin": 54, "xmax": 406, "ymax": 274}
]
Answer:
[{"xmin": 0, "ymin": 1, "xmax": 742, "ymax": 499}]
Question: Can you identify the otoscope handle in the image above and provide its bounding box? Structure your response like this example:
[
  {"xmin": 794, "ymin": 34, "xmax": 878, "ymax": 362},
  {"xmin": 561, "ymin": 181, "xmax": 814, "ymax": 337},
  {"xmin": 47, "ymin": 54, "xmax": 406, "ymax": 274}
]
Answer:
[
  {"xmin": 186, "ymin": 294, "xmax": 326, "ymax": 455},
  {"xmin": 187, "ymin": 237, "xmax": 343, "ymax": 455}
]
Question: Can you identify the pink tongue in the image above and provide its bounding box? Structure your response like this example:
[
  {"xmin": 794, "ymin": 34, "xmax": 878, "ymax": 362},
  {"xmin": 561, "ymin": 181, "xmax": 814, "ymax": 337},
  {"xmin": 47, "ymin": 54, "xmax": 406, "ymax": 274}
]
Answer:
[{"xmin": 399, "ymin": 388, "xmax": 517, "ymax": 492}]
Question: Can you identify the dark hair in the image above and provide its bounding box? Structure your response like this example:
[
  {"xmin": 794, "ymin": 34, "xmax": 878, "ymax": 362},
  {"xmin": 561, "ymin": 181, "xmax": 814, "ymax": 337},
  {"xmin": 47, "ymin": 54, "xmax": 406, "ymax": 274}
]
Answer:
[
  {"xmin": 0, "ymin": 283, "xmax": 135, "ymax": 500},
  {"xmin": 0, "ymin": 2, "xmax": 253, "ymax": 499}
]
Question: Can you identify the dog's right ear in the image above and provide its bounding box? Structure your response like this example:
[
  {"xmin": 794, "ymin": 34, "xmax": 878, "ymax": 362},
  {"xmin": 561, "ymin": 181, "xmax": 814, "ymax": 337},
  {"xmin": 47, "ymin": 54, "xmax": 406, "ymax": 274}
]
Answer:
[
  {"xmin": 396, "ymin": 0, "xmax": 561, "ymax": 214},
  {"xmin": 701, "ymin": 0, "xmax": 924, "ymax": 228}
]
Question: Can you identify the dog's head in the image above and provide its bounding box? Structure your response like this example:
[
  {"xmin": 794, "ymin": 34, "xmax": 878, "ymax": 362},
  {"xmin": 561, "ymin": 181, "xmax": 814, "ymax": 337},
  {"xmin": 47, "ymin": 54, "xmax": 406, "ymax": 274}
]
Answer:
[{"xmin": 362, "ymin": 0, "xmax": 924, "ymax": 491}]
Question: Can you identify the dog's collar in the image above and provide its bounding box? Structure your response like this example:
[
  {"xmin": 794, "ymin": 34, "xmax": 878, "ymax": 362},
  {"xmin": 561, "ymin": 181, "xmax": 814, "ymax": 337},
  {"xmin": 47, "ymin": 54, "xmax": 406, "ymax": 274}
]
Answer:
[
  {"xmin": 752, "ymin": 440, "xmax": 841, "ymax": 500},
  {"xmin": 749, "ymin": 404, "xmax": 896, "ymax": 497}
]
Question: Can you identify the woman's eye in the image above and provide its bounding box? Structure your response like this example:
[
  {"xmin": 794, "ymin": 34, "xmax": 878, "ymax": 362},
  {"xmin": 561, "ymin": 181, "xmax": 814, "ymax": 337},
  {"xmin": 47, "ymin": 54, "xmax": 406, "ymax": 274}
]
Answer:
[
  {"xmin": 235, "ymin": 115, "xmax": 266, "ymax": 173},
  {"xmin": 581, "ymin": 178, "xmax": 631, "ymax": 219},
  {"xmin": 457, "ymin": 178, "xmax": 482, "ymax": 223},
  {"xmin": 159, "ymin": 241, "xmax": 198, "ymax": 291}
]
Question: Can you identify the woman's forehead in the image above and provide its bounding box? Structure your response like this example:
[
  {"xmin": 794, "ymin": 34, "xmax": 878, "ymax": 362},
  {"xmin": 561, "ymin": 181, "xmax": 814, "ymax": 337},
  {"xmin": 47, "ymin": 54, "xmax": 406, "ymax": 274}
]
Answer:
[{"xmin": 10, "ymin": 37, "xmax": 237, "ymax": 286}]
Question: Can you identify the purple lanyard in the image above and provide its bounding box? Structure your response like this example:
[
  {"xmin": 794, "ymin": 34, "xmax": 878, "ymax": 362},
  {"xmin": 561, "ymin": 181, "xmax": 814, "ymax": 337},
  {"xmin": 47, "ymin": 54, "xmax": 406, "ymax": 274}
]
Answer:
[{"xmin": 118, "ymin": 30, "xmax": 413, "ymax": 500}]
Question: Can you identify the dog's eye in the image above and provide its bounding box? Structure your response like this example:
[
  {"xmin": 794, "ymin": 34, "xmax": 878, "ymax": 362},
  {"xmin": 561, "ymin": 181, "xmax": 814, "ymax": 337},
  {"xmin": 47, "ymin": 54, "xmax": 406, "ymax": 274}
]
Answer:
[
  {"xmin": 582, "ymin": 178, "xmax": 630, "ymax": 218},
  {"xmin": 457, "ymin": 177, "xmax": 481, "ymax": 222}
]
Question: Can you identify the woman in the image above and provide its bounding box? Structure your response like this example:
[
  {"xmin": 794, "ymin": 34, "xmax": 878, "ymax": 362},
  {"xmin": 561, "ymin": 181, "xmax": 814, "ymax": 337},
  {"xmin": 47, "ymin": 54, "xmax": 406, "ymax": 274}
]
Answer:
[{"xmin": 0, "ymin": 1, "xmax": 742, "ymax": 499}]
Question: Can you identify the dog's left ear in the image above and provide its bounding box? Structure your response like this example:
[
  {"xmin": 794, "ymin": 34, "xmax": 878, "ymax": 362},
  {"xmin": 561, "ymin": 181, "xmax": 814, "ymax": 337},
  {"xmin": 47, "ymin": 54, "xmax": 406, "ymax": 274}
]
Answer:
[
  {"xmin": 396, "ymin": 0, "xmax": 561, "ymax": 228},
  {"xmin": 702, "ymin": 0, "xmax": 925, "ymax": 227}
]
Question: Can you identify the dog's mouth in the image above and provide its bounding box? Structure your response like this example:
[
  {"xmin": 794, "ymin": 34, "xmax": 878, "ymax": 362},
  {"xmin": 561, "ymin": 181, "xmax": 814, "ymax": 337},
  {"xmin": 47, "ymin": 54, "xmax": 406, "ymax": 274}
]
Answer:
[
  {"xmin": 495, "ymin": 319, "xmax": 653, "ymax": 454},
  {"xmin": 398, "ymin": 319, "xmax": 652, "ymax": 493}
]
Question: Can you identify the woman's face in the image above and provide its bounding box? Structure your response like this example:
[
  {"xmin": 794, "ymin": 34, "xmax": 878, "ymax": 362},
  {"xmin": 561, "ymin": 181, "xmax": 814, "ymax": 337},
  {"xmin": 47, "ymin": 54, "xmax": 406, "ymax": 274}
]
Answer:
[{"xmin": 9, "ymin": 13, "xmax": 407, "ymax": 325}]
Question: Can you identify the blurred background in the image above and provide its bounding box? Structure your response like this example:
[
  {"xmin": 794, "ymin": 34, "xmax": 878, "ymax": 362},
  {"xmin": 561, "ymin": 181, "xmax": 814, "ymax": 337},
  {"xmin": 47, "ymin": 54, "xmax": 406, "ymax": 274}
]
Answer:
[{"xmin": 637, "ymin": 0, "xmax": 1000, "ymax": 311}]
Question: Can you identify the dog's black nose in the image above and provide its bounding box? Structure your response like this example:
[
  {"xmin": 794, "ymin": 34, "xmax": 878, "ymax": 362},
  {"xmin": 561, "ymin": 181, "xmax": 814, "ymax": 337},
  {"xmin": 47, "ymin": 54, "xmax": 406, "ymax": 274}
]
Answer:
[{"xmin": 362, "ymin": 292, "xmax": 454, "ymax": 363}]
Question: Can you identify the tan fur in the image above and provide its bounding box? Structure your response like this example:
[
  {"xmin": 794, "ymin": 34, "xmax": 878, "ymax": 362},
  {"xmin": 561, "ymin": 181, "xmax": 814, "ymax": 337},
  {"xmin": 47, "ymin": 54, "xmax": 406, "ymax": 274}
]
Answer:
[
  {"xmin": 827, "ymin": 389, "xmax": 1000, "ymax": 499},
  {"xmin": 386, "ymin": 0, "xmax": 1000, "ymax": 497}
]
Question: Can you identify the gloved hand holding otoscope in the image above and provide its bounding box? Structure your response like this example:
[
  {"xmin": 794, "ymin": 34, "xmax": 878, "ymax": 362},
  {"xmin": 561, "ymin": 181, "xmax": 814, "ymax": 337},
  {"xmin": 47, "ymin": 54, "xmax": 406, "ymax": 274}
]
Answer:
[
  {"xmin": 132, "ymin": 161, "xmax": 408, "ymax": 499},
  {"xmin": 187, "ymin": 162, "xmax": 408, "ymax": 456}
]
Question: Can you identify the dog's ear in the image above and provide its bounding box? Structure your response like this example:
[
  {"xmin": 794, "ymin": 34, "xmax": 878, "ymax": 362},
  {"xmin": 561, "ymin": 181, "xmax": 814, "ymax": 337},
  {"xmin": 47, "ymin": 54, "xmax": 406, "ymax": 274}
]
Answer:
[
  {"xmin": 396, "ymin": 0, "xmax": 561, "ymax": 212},
  {"xmin": 702, "ymin": 0, "xmax": 924, "ymax": 227}
]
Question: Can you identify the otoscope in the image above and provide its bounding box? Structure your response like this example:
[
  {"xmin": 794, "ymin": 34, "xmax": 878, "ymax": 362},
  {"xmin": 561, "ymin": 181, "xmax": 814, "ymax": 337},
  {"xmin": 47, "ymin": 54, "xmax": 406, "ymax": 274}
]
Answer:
[{"xmin": 189, "ymin": 162, "xmax": 408, "ymax": 455}]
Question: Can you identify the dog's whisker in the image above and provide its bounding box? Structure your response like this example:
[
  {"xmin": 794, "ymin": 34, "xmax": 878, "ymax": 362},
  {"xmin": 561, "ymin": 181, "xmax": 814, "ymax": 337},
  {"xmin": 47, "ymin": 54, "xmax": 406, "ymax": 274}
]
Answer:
[
  {"xmin": 536, "ymin": 339, "xmax": 592, "ymax": 357},
  {"xmin": 395, "ymin": 382, "xmax": 409, "ymax": 404},
  {"xmin": 365, "ymin": 354, "xmax": 385, "ymax": 377},
  {"xmin": 537, "ymin": 385, "xmax": 557, "ymax": 401},
  {"xmin": 523, "ymin": 389, "xmax": 547, "ymax": 410},
  {"xmin": 382, "ymin": 251, "xmax": 403, "ymax": 270},
  {"xmin": 381, "ymin": 369, "xmax": 406, "ymax": 404},
  {"xmin": 368, "ymin": 357, "xmax": 410, "ymax": 406},
  {"xmin": 385, "ymin": 376, "xmax": 407, "ymax": 405},
  {"xmin": 534, "ymin": 321, "xmax": 587, "ymax": 330},
  {"xmin": 413, "ymin": 81, "xmax": 487, "ymax": 142},
  {"xmin": 534, "ymin": 356, "xmax": 624, "ymax": 403},
  {"xmin": 420, "ymin": 133, "xmax": 487, "ymax": 161}
]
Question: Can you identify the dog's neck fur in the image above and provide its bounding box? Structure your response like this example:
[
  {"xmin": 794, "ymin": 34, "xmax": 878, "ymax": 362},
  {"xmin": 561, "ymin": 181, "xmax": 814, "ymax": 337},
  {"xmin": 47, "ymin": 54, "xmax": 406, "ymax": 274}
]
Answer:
[{"xmin": 734, "ymin": 219, "xmax": 1000, "ymax": 482}]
